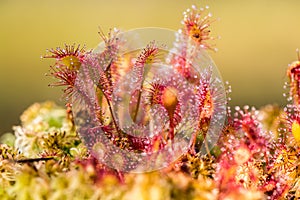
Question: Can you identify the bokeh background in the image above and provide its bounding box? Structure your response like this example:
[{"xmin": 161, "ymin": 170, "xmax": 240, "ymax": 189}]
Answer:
[{"xmin": 1, "ymin": 0, "xmax": 300, "ymax": 134}]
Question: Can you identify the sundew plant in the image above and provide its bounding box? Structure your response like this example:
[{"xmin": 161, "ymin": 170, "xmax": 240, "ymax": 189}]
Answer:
[{"xmin": 0, "ymin": 5, "xmax": 299, "ymax": 200}]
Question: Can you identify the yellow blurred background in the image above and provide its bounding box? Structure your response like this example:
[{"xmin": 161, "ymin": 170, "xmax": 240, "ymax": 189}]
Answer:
[{"xmin": 1, "ymin": 0, "xmax": 300, "ymax": 134}]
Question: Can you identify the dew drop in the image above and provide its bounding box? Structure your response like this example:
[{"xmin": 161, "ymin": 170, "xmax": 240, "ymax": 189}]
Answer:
[{"xmin": 243, "ymin": 105, "xmax": 249, "ymax": 110}]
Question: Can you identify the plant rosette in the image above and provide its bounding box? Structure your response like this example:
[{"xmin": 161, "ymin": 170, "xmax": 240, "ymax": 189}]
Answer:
[{"xmin": 71, "ymin": 28, "xmax": 226, "ymax": 172}]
